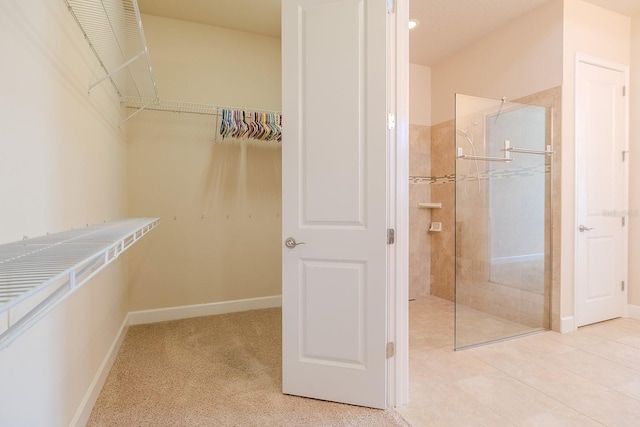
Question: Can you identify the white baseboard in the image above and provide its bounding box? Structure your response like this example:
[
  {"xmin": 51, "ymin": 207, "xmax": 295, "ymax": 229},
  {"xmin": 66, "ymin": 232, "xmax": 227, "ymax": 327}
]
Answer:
[
  {"xmin": 627, "ymin": 304, "xmax": 640, "ymax": 320},
  {"xmin": 560, "ymin": 316, "xmax": 575, "ymax": 333},
  {"xmin": 127, "ymin": 295, "xmax": 282, "ymax": 326},
  {"xmin": 70, "ymin": 314, "xmax": 129, "ymax": 427}
]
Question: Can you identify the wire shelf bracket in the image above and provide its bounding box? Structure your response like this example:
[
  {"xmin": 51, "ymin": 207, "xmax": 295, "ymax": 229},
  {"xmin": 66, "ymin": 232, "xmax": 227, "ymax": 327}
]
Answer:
[
  {"xmin": 0, "ymin": 218, "xmax": 160, "ymax": 350},
  {"xmin": 63, "ymin": 0, "xmax": 159, "ymax": 102}
]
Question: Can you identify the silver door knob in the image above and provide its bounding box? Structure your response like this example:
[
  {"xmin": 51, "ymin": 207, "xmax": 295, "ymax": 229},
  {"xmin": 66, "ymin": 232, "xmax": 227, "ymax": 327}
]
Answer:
[
  {"xmin": 579, "ymin": 225, "xmax": 594, "ymax": 232},
  {"xmin": 285, "ymin": 237, "xmax": 306, "ymax": 249}
]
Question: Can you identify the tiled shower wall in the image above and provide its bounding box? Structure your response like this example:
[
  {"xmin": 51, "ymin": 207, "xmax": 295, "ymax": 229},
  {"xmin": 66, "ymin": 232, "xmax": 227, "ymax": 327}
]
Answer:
[
  {"xmin": 424, "ymin": 87, "xmax": 562, "ymax": 329},
  {"xmin": 409, "ymin": 124, "xmax": 431, "ymax": 299},
  {"xmin": 429, "ymin": 122, "xmax": 456, "ymax": 301}
]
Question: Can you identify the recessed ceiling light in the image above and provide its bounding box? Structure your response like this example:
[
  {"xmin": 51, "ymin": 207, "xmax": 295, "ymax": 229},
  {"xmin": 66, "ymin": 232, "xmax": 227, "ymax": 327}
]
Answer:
[{"xmin": 409, "ymin": 19, "xmax": 420, "ymax": 30}]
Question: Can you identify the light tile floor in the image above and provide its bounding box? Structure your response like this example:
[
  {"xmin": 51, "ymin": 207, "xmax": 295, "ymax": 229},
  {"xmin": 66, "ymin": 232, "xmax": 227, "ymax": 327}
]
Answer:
[
  {"xmin": 455, "ymin": 297, "xmax": 545, "ymax": 349},
  {"xmin": 396, "ymin": 296, "xmax": 640, "ymax": 427}
]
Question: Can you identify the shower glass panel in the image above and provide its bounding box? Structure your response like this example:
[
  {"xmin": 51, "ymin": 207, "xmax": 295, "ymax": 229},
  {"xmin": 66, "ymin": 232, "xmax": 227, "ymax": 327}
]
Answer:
[{"xmin": 454, "ymin": 94, "xmax": 552, "ymax": 350}]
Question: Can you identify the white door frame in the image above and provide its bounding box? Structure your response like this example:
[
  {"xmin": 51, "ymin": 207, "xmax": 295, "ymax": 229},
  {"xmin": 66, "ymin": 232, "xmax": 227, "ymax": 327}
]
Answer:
[
  {"xmin": 388, "ymin": 0, "xmax": 409, "ymax": 408},
  {"xmin": 573, "ymin": 52, "xmax": 630, "ymax": 328}
]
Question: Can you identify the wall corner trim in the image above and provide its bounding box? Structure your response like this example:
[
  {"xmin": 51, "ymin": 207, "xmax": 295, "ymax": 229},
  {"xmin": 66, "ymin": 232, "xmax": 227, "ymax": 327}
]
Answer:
[
  {"xmin": 70, "ymin": 314, "xmax": 130, "ymax": 427},
  {"xmin": 626, "ymin": 304, "xmax": 640, "ymax": 320},
  {"xmin": 127, "ymin": 295, "xmax": 283, "ymax": 326},
  {"xmin": 560, "ymin": 316, "xmax": 576, "ymax": 333}
]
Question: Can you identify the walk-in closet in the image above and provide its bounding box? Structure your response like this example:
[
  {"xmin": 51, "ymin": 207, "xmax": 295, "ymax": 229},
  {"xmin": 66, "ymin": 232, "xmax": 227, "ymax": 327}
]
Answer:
[
  {"xmin": 2, "ymin": 0, "xmax": 640, "ymax": 426},
  {"xmin": 0, "ymin": 0, "xmax": 286, "ymax": 425}
]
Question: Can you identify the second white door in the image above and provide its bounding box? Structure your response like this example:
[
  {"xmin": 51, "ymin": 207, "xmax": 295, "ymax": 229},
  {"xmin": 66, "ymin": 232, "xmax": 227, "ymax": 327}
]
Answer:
[{"xmin": 575, "ymin": 57, "xmax": 628, "ymax": 327}]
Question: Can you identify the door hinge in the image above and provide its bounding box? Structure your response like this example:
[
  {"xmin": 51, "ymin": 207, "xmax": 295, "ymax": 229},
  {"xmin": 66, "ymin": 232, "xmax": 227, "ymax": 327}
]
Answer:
[
  {"xmin": 387, "ymin": 228, "xmax": 395, "ymax": 245},
  {"xmin": 386, "ymin": 0, "xmax": 394, "ymax": 14},
  {"xmin": 623, "ymin": 150, "xmax": 629, "ymax": 162},
  {"xmin": 386, "ymin": 342, "xmax": 395, "ymax": 358},
  {"xmin": 622, "ymin": 216, "xmax": 626, "ymax": 227},
  {"xmin": 388, "ymin": 113, "xmax": 395, "ymax": 130},
  {"xmin": 623, "ymin": 86, "xmax": 626, "ymax": 96},
  {"xmin": 622, "ymin": 281, "xmax": 625, "ymax": 291}
]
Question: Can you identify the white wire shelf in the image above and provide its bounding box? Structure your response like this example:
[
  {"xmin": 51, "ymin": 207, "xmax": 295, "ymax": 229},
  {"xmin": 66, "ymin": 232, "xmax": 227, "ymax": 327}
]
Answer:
[
  {"xmin": 121, "ymin": 97, "xmax": 282, "ymax": 116},
  {"xmin": 0, "ymin": 217, "xmax": 160, "ymax": 350},
  {"xmin": 63, "ymin": 0, "xmax": 159, "ymax": 101},
  {"xmin": 63, "ymin": 1, "xmax": 282, "ymax": 125},
  {"xmin": 121, "ymin": 98, "xmax": 284, "ymax": 142}
]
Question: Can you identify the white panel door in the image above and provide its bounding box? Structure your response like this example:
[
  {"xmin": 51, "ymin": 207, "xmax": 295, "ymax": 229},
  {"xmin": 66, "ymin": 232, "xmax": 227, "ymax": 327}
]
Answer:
[
  {"xmin": 281, "ymin": 0, "xmax": 389, "ymax": 409},
  {"xmin": 576, "ymin": 59, "xmax": 628, "ymax": 327}
]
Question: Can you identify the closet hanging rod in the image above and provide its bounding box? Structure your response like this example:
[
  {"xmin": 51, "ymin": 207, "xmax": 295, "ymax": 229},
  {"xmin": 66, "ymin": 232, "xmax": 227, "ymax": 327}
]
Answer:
[{"xmin": 121, "ymin": 97, "xmax": 282, "ymax": 116}]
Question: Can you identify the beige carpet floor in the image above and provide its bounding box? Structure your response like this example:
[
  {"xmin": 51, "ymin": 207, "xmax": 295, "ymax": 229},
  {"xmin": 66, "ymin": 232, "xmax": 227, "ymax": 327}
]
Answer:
[{"xmin": 88, "ymin": 308, "xmax": 409, "ymax": 426}]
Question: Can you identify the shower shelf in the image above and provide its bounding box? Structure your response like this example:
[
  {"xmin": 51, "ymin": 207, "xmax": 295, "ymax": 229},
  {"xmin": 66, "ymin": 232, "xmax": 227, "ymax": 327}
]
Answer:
[
  {"xmin": 418, "ymin": 203, "xmax": 442, "ymax": 209},
  {"xmin": 0, "ymin": 217, "xmax": 160, "ymax": 350}
]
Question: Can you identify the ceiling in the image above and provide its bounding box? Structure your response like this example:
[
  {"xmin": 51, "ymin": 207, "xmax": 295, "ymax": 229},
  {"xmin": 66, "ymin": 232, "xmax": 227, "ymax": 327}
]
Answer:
[{"xmin": 138, "ymin": 0, "xmax": 640, "ymax": 67}]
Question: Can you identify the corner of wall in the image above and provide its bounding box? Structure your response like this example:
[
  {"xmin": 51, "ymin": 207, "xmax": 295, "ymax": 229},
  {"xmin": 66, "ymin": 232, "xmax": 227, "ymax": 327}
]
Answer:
[
  {"xmin": 628, "ymin": 14, "xmax": 640, "ymax": 306},
  {"xmin": 70, "ymin": 316, "xmax": 130, "ymax": 427},
  {"xmin": 409, "ymin": 63, "xmax": 432, "ymax": 126}
]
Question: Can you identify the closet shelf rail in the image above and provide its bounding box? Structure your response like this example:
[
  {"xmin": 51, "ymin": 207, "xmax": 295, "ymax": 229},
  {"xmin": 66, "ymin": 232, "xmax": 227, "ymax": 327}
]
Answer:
[
  {"xmin": 63, "ymin": 0, "xmax": 159, "ymax": 102},
  {"xmin": 122, "ymin": 97, "xmax": 283, "ymax": 142},
  {"xmin": 0, "ymin": 218, "xmax": 160, "ymax": 350},
  {"xmin": 121, "ymin": 97, "xmax": 282, "ymax": 117}
]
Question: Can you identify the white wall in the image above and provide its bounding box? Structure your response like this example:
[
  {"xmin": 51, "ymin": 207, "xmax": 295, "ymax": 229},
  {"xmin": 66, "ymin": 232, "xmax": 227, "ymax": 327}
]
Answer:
[
  {"xmin": 409, "ymin": 63, "xmax": 431, "ymax": 126},
  {"xmin": 560, "ymin": 0, "xmax": 631, "ymax": 324},
  {"xmin": 126, "ymin": 15, "xmax": 282, "ymax": 311},
  {"xmin": 431, "ymin": 0, "xmax": 564, "ymax": 125},
  {"xmin": 0, "ymin": 1, "xmax": 128, "ymax": 425},
  {"xmin": 141, "ymin": 15, "xmax": 281, "ymax": 110},
  {"xmin": 629, "ymin": 14, "xmax": 640, "ymax": 307}
]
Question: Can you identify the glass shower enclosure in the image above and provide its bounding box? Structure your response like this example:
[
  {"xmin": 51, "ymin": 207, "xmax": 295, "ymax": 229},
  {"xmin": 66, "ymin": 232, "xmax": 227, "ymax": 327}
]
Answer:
[{"xmin": 454, "ymin": 94, "xmax": 553, "ymax": 350}]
